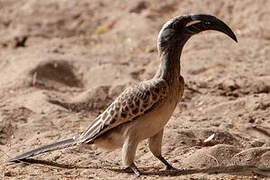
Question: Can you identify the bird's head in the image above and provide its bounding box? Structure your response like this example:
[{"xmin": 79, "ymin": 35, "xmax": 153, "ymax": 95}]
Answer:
[{"xmin": 157, "ymin": 14, "xmax": 237, "ymax": 53}]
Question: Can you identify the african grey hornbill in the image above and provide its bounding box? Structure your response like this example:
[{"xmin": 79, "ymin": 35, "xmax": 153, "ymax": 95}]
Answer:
[{"xmin": 8, "ymin": 14, "xmax": 237, "ymax": 176}]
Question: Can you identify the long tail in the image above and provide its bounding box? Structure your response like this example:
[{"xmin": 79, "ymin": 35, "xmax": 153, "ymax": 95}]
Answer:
[{"xmin": 7, "ymin": 135, "xmax": 79, "ymax": 162}]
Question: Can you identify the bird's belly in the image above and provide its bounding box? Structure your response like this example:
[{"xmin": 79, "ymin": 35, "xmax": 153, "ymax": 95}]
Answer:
[{"xmin": 93, "ymin": 126, "xmax": 126, "ymax": 150}]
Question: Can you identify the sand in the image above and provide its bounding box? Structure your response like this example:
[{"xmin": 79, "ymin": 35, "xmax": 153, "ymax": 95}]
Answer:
[{"xmin": 0, "ymin": 0, "xmax": 270, "ymax": 179}]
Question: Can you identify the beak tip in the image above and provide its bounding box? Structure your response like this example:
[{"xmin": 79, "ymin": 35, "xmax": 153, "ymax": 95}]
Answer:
[
  {"xmin": 233, "ymin": 35, "xmax": 238, "ymax": 43},
  {"xmin": 232, "ymin": 35, "xmax": 238, "ymax": 43}
]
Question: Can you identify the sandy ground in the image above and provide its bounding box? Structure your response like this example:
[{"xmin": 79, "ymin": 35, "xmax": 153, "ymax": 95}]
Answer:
[{"xmin": 0, "ymin": 0, "xmax": 270, "ymax": 179}]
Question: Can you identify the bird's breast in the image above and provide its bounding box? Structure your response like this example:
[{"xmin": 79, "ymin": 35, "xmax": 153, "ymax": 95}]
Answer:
[{"xmin": 131, "ymin": 86, "xmax": 181, "ymax": 140}]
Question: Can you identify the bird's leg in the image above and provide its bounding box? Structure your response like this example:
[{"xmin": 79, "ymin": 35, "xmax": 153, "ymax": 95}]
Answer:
[
  {"xmin": 122, "ymin": 135, "xmax": 140, "ymax": 176},
  {"xmin": 149, "ymin": 129, "xmax": 177, "ymax": 170}
]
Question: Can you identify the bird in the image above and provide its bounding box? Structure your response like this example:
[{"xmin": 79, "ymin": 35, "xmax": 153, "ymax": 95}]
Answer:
[{"xmin": 8, "ymin": 14, "xmax": 237, "ymax": 176}]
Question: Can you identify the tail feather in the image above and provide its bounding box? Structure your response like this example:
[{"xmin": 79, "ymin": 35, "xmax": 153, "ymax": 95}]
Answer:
[{"xmin": 8, "ymin": 136, "xmax": 79, "ymax": 162}]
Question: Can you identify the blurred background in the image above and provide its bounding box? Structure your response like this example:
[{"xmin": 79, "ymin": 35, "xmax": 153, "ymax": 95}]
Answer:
[{"xmin": 0, "ymin": 0, "xmax": 269, "ymax": 179}]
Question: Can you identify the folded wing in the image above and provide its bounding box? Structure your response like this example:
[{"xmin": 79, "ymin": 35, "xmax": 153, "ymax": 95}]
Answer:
[{"xmin": 77, "ymin": 78, "xmax": 169, "ymax": 143}]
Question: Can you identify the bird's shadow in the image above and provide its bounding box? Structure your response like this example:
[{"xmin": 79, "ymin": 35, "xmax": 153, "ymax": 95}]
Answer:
[
  {"xmin": 109, "ymin": 165, "xmax": 270, "ymax": 177},
  {"xmin": 9, "ymin": 158, "xmax": 270, "ymax": 177}
]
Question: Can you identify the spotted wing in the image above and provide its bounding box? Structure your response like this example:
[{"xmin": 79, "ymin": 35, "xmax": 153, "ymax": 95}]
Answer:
[{"xmin": 76, "ymin": 78, "xmax": 169, "ymax": 144}]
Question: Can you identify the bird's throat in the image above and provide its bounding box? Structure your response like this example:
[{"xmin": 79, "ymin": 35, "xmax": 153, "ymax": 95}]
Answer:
[{"xmin": 155, "ymin": 44, "xmax": 183, "ymax": 86}]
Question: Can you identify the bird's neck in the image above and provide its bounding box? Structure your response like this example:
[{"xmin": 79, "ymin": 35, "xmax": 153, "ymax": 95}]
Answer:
[{"xmin": 155, "ymin": 44, "xmax": 184, "ymax": 85}]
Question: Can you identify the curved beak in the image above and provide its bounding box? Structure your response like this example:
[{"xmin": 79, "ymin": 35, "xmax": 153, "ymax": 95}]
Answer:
[
  {"xmin": 185, "ymin": 14, "xmax": 237, "ymax": 42},
  {"xmin": 179, "ymin": 14, "xmax": 237, "ymax": 42}
]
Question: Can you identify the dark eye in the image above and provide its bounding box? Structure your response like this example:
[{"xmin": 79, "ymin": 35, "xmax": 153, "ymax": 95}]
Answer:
[{"xmin": 172, "ymin": 19, "xmax": 185, "ymax": 29}]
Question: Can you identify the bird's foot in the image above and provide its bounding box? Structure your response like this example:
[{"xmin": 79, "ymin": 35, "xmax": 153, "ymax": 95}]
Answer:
[
  {"xmin": 165, "ymin": 165, "xmax": 179, "ymax": 171},
  {"xmin": 124, "ymin": 163, "xmax": 141, "ymax": 177},
  {"xmin": 156, "ymin": 156, "xmax": 177, "ymax": 171}
]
